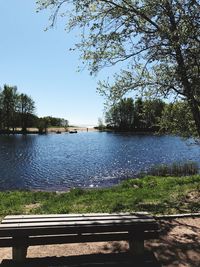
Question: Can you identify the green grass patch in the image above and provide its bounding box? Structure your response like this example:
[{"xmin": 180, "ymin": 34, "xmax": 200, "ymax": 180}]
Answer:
[{"xmin": 0, "ymin": 175, "xmax": 200, "ymax": 217}]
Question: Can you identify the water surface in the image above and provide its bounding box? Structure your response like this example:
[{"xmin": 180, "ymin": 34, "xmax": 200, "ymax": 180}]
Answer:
[{"xmin": 0, "ymin": 132, "xmax": 199, "ymax": 191}]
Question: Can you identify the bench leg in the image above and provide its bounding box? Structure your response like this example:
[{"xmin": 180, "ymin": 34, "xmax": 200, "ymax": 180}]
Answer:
[
  {"xmin": 12, "ymin": 246, "xmax": 27, "ymax": 261},
  {"xmin": 129, "ymin": 232, "xmax": 144, "ymax": 258},
  {"xmin": 129, "ymin": 238, "xmax": 144, "ymax": 256}
]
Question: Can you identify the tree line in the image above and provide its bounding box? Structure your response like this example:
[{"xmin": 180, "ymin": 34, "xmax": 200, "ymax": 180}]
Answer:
[
  {"xmin": 105, "ymin": 98, "xmax": 196, "ymax": 136},
  {"xmin": 0, "ymin": 85, "xmax": 68, "ymax": 134}
]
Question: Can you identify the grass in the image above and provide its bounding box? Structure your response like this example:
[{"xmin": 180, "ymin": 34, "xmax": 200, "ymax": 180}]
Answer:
[{"xmin": 1, "ymin": 175, "xmax": 200, "ymax": 218}]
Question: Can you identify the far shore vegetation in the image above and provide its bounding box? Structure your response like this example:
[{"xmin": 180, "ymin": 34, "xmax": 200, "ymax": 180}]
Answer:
[
  {"xmin": 0, "ymin": 85, "xmax": 69, "ymax": 135},
  {"xmin": 98, "ymin": 97, "xmax": 197, "ymax": 137},
  {"xmin": 0, "ymin": 84, "xmax": 198, "ymax": 137},
  {"xmin": 1, "ymin": 173, "xmax": 200, "ymax": 218}
]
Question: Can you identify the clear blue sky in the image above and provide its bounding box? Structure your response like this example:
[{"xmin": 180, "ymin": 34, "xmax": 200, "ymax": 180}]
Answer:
[{"xmin": 0, "ymin": 0, "xmax": 109, "ymax": 126}]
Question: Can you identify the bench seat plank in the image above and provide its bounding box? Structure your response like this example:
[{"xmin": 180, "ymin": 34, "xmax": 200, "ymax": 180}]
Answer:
[
  {"xmin": 0, "ymin": 214, "xmax": 156, "ymax": 229},
  {"xmin": 1, "ymin": 217, "xmax": 155, "ymax": 224},
  {"xmin": 4, "ymin": 212, "xmax": 149, "ymax": 220},
  {"xmin": 0, "ymin": 220, "xmax": 157, "ymax": 230}
]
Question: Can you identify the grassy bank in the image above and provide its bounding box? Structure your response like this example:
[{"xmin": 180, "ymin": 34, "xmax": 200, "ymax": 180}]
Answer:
[{"xmin": 1, "ymin": 175, "xmax": 200, "ymax": 217}]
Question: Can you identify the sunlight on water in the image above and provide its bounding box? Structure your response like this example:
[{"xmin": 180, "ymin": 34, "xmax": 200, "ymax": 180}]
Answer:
[{"xmin": 0, "ymin": 132, "xmax": 199, "ymax": 190}]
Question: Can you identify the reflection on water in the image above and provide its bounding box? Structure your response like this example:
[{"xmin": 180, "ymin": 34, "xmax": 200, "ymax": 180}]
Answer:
[{"xmin": 0, "ymin": 132, "xmax": 199, "ymax": 191}]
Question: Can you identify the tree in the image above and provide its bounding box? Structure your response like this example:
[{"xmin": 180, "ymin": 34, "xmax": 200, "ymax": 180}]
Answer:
[
  {"xmin": 142, "ymin": 99, "xmax": 165, "ymax": 129},
  {"xmin": 105, "ymin": 98, "xmax": 135, "ymax": 130},
  {"xmin": 134, "ymin": 98, "xmax": 144, "ymax": 129},
  {"xmin": 36, "ymin": 117, "xmax": 49, "ymax": 134},
  {"xmin": 0, "ymin": 89, "xmax": 3, "ymax": 130},
  {"xmin": 42, "ymin": 116, "xmax": 67, "ymax": 127},
  {"xmin": 0, "ymin": 85, "xmax": 37, "ymax": 133},
  {"xmin": 18, "ymin": 93, "xmax": 35, "ymax": 133},
  {"xmin": 97, "ymin": 117, "xmax": 105, "ymax": 130},
  {"xmin": 1, "ymin": 85, "xmax": 18, "ymax": 131},
  {"xmin": 105, "ymin": 97, "xmax": 165, "ymax": 131},
  {"xmin": 37, "ymin": 0, "xmax": 200, "ymax": 137},
  {"xmin": 159, "ymin": 101, "xmax": 197, "ymax": 137},
  {"xmin": 61, "ymin": 119, "xmax": 69, "ymax": 131}
]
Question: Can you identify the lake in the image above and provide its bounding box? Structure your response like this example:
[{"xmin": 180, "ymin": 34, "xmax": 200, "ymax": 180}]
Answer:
[{"xmin": 0, "ymin": 132, "xmax": 199, "ymax": 191}]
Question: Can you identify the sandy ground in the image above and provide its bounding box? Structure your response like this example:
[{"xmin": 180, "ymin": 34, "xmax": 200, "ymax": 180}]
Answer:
[
  {"xmin": 48, "ymin": 127, "xmax": 98, "ymax": 133},
  {"xmin": 146, "ymin": 217, "xmax": 200, "ymax": 267},
  {"xmin": 1, "ymin": 217, "xmax": 200, "ymax": 266},
  {"xmin": 22, "ymin": 127, "xmax": 98, "ymax": 133}
]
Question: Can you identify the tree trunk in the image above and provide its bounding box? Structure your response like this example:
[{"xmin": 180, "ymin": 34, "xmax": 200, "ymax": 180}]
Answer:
[
  {"xmin": 166, "ymin": 2, "xmax": 200, "ymax": 137},
  {"xmin": 187, "ymin": 96, "xmax": 200, "ymax": 137}
]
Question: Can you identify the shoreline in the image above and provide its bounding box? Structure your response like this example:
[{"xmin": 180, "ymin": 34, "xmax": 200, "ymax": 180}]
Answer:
[
  {"xmin": 0, "ymin": 126, "xmax": 99, "ymax": 135},
  {"xmin": 0, "ymin": 127, "xmax": 164, "ymax": 135}
]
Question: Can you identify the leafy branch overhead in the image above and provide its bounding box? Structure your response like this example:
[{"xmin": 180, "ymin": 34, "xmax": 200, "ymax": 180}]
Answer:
[{"xmin": 37, "ymin": 0, "xmax": 200, "ymax": 137}]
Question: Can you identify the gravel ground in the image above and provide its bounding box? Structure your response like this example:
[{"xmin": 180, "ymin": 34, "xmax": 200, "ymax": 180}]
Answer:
[{"xmin": 0, "ymin": 217, "xmax": 200, "ymax": 266}]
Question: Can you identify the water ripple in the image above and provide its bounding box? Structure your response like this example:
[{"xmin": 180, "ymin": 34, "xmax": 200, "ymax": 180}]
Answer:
[{"xmin": 0, "ymin": 133, "xmax": 199, "ymax": 190}]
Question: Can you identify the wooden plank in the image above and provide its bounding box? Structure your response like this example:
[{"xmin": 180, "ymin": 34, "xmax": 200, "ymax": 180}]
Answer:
[
  {"xmin": 4, "ymin": 212, "xmax": 150, "ymax": 220},
  {"xmin": 1, "ymin": 216, "xmax": 155, "ymax": 224},
  {"xmin": 0, "ymin": 229, "xmax": 159, "ymax": 248},
  {"xmin": 29, "ymin": 233, "xmax": 129, "ymax": 245},
  {"xmin": 2, "ymin": 214, "xmax": 155, "ymax": 224},
  {"xmin": 3, "ymin": 214, "xmax": 152, "ymax": 221},
  {"xmin": 0, "ymin": 218, "xmax": 156, "ymax": 229},
  {"xmin": 0, "ymin": 232, "xmax": 129, "ymax": 247},
  {"xmin": 4, "ymin": 214, "xmax": 122, "ymax": 219},
  {"xmin": 0, "ymin": 238, "xmax": 13, "ymax": 247},
  {"xmin": 156, "ymin": 213, "xmax": 200, "ymax": 220},
  {"xmin": 0, "ymin": 222, "xmax": 158, "ymax": 237}
]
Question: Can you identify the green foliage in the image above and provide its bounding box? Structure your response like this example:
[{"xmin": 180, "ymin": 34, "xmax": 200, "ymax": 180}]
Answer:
[
  {"xmin": 36, "ymin": 116, "xmax": 69, "ymax": 133},
  {"xmin": 36, "ymin": 117, "xmax": 49, "ymax": 134},
  {"xmin": 97, "ymin": 118, "xmax": 106, "ymax": 131},
  {"xmin": 37, "ymin": 0, "xmax": 200, "ymax": 137},
  {"xmin": 159, "ymin": 101, "xmax": 197, "ymax": 137},
  {"xmin": 142, "ymin": 99, "xmax": 165, "ymax": 129},
  {"xmin": 18, "ymin": 93, "xmax": 35, "ymax": 133},
  {"xmin": 105, "ymin": 98, "xmax": 135, "ymax": 130},
  {"xmin": 42, "ymin": 116, "xmax": 68, "ymax": 127},
  {"xmin": 0, "ymin": 85, "xmax": 36, "ymax": 132},
  {"xmin": 1, "ymin": 85, "xmax": 18, "ymax": 131},
  {"xmin": 1, "ymin": 175, "xmax": 200, "ymax": 215},
  {"xmin": 105, "ymin": 97, "xmax": 165, "ymax": 131},
  {"xmin": 0, "ymin": 85, "xmax": 69, "ymax": 134}
]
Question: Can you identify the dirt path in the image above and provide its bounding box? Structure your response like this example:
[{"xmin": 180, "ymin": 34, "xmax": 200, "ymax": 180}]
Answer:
[
  {"xmin": 1, "ymin": 217, "xmax": 200, "ymax": 266},
  {"xmin": 147, "ymin": 217, "xmax": 200, "ymax": 267}
]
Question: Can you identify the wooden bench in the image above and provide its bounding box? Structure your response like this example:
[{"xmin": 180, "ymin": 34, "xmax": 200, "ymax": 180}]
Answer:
[{"xmin": 0, "ymin": 213, "xmax": 159, "ymax": 262}]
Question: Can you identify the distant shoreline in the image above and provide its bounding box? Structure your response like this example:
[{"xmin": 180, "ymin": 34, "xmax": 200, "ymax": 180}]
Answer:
[
  {"xmin": 0, "ymin": 126, "xmax": 99, "ymax": 135},
  {"xmin": 49, "ymin": 126, "xmax": 99, "ymax": 133},
  {"xmin": 0, "ymin": 127, "xmax": 163, "ymax": 135}
]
